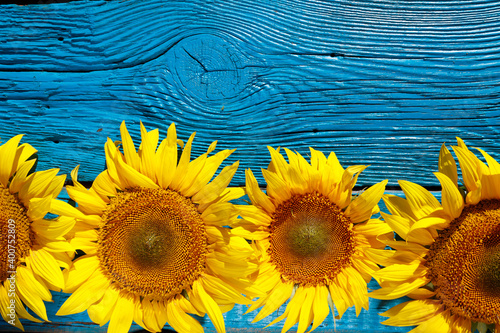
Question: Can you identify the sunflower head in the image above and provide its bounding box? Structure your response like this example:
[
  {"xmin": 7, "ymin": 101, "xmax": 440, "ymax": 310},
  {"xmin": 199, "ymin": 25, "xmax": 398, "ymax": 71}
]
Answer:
[
  {"xmin": 56, "ymin": 121, "xmax": 257, "ymax": 333},
  {"xmin": 97, "ymin": 187, "xmax": 208, "ymax": 299},
  {"xmin": 0, "ymin": 135, "xmax": 74, "ymax": 330},
  {"xmin": 236, "ymin": 146, "xmax": 390, "ymax": 332},
  {"xmin": 372, "ymin": 138, "xmax": 500, "ymax": 332}
]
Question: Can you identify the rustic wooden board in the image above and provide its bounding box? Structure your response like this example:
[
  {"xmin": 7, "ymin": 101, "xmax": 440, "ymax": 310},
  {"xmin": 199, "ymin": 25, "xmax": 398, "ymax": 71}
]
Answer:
[
  {"xmin": 1, "ymin": 0, "xmax": 500, "ymax": 188},
  {"xmin": 0, "ymin": 0, "xmax": 498, "ymax": 332}
]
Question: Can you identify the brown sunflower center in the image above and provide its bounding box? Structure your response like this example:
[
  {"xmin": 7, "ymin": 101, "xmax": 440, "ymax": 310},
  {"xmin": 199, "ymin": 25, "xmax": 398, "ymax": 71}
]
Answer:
[
  {"xmin": 425, "ymin": 199, "xmax": 500, "ymax": 324},
  {"xmin": 268, "ymin": 192, "xmax": 355, "ymax": 286},
  {"xmin": 98, "ymin": 188, "xmax": 207, "ymax": 299},
  {"xmin": 0, "ymin": 185, "xmax": 33, "ymax": 282}
]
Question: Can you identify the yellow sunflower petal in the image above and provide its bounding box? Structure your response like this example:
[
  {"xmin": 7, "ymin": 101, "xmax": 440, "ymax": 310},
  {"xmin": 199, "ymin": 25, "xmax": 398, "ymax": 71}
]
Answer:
[
  {"xmin": 27, "ymin": 196, "xmax": 52, "ymax": 221},
  {"xmin": 262, "ymin": 168, "xmax": 292, "ymax": 202},
  {"xmin": 281, "ymin": 286, "xmax": 308, "ymax": 333},
  {"xmin": 268, "ymin": 146, "xmax": 290, "ymax": 181},
  {"xmin": 57, "ymin": 270, "xmax": 110, "ymax": 316},
  {"xmin": 353, "ymin": 218, "xmax": 393, "ymax": 237},
  {"xmin": 373, "ymin": 263, "xmax": 426, "ymax": 283},
  {"xmin": 7, "ymin": 283, "xmax": 42, "ymax": 324},
  {"xmin": 382, "ymin": 194, "xmax": 417, "ymax": 221},
  {"xmin": 408, "ymin": 309, "xmax": 452, "ymax": 332},
  {"xmin": 245, "ymin": 169, "xmax": 274, "ymax": 213},
  {"xmin": 369, "ymin": 277, "xmax": 429, "ymax": 300},
  {"xmin": 284, "ymin": 148, "xmax": 308, "ymax": 194},
  {"xmin": 169, "ymin": 132, "xmax": 196, "ymax": 190},
  {"xmin": 453, "ymin": 145, "xmax": 481, "ymax": 193},
  {"xmin": 438, "ymin": 143, "xmax": 458, "ymax": 186},
  {"xmin": 309, "ymin": 285, "xmax": 330, "ymax": 332},
  {"xmin": 108, "ymin": 294, "xmax": 135, "ymax": 333},
  {"xmin": 450, "ymin": 315, "xmax": 471, "ymax": 333},
  {"xmin": 26, "ymin": 249, "xmax": 65, "ymax": 290},
  {"xmin": 166, "ymin": 299, "xmax": 204, "ymax": 333},
  {"xmin": 344, "ymin": 266, "xmax": 369, "ymax": 316},
  {"xmin": 41, "ymin": 174, "xmax": 66, "ymax": 199},
  {"xmin": 16, "ymin": 267, "xmax": 49, "ymax": 321},
  {"xmin": 191, "ymin": 279, "xmax": 225, "ymax": 333},
  {"xmin": 309, "ymin": 147, "xmax": 327, "ymax": 172},
  {"xmin": 87, "ymin": 286, "xmax": 119, "ymax": 326},
  {"xmin": 120, "ymin": 121, "xmax": 140, "ymax": 170},
  {"xmin": 252, "ymin": 281, "xmax": 294, "ymax": 322},
  {"xmin": 326, "ymin": 151, "xmax": 344, "ymax": 175},
  {"xmin": 0, "ymin": 283, "xmax": 15, "ymax": 324},
  {"xmin": 69, "ymin": 165, "xmax": 86, "ymax": 190},
  {"xmin": 92, "ymin": 170, "xmax": 117, "ymax": 199},
  {"xmin": 333, "ymin": 165, "xmax": 366, "ymax": 208},
  {"xmin": 434, "ymin": 172, "xmax": 464, "ymax": 220},
  {"xmin": 192, "ymin": 161, "xmax": 239, "ymax": 205},
  {"xmin": 63, "ymin": 256, "xmax": 100, "ymax": 293},
  {"xmin": 0, "ymin": 287, "xmax": 25, "ymax": 330},
  {"xmin": 201, "ymin": 275, "xmax": 252, "ymax": 305},
  {"xmin": 406, "ymin": 287, "xmax": 436, "ymax": 300},
  {"xmin": 154, "ymin": 299, "xmax": 172, "ymax": 332},
  {"xmin": 131, "ymin": 295, "xmax": 147, "ymax": 331},
  {"xmin": 297, "ymin": 287, "xmax": 315, "ymax": 333},
  {"xmin": 328, "ymin": 279, "xmax": 349, "ymax": 319},
  {"xmin": 296, "ymin": 151, "xmax": 313, "ymax": 188},
  {"xmin": 380, "ymin": 212, "xmax": 410, "ymax": 239},
  {"xmin": 9, "ymin": 158, "xmax": 36, "ymax": 194},
  {"xmin": 408, "ymin": 215, "xmax": 449, "ymax": 235},
  {"xmin": 141, "ymin": 298, "xmax": 161, "ymax": 332},
  {"xmin": 399, "ymin": 180, "xmax": 441, "ymax": 219},
  {"xmin": 50, "ymin": 199, "xmax": 101, "ymax": 226},
  {"xmin": 138, "ymin": 121, "xmax": 158, "ymax": 181},
  {"xmin": 115, "ymin": 154, "xmax": 159, "ymax": 189},
  {"xmin": 19, "ymin": 168, "xmax": 59, "ymax": 204},
  {"xmin": 380, "ymin": 299, "xmax": 444, "ymax": 326},
  {"xmin": 176, "ymin": 294, "xmax": 204, "ymax": 317},
  {"xmin": 475, "ymin": 147, "xmax": 500, "ymax": 174},
  {"xmin": 104, "ymin": 138, "xmax": 125, "ymax": 190},
  {"xmin": 176, "ymin": 153, "xmax": 208, "ymax": 193},
  {"xmin": 156, "ymin": 123, "xmax": 178, "ymax": 189},
  {"xmin": 201, "ymin": 202, "xmax": 238, "ymax": 226},
  {"xmin": 66, "ymin": 186, "xmax": 107, "ymax": 215},
  {"xmin": 183, "ymin": 150, "xmax": 235, "ymax": 197},
  {"xmin": 0, "ymin": 134, "xmax": 24, "ymax": 187},
  {"xmin": 345, "ymin": 180, "xmax": 388, "ymax": 223},
  {"xmin": 383, "ymin": 240, "xmax": 428, "ymax": 257},
  {"xmin": 237, "ymin": 204, "xmax": 272, "ymax": 226}
]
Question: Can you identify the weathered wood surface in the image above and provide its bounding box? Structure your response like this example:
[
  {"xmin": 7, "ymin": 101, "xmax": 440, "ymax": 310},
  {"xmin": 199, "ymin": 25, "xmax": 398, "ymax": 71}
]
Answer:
[
  {"xmin": 1, "ymin": 0, "xmax": 500, "ymax": 188},
  {"xmin": 0, "ymin": 0, "xmax": 498, "ymax": 332}
]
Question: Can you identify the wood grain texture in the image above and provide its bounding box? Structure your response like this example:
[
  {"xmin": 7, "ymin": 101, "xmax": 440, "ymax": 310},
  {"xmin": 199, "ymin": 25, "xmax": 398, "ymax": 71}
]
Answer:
[
  {"xmin": 1, "ymin": 0, "xmax": 500, "ymax": 188},
  {"xmin": 0, "ymin": 0, "xmax": 497, "ymax": 331}
]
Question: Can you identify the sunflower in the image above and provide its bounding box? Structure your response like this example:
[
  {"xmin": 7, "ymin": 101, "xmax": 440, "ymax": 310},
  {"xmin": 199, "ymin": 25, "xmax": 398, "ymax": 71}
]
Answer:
[
  {"xmin": 234, "ymin": 146, "xmax": 391, "ymax": 332},
  {"xmin": 55, "ymin": 121, "xmax": 258, "ymax": 333},
  {"xmin": 0, "ymin": 135, "xmax": 74, "ymax": 330},
  {"xmin": 370, "ymin": 138, "xmax": 500, "ymax": 333}
]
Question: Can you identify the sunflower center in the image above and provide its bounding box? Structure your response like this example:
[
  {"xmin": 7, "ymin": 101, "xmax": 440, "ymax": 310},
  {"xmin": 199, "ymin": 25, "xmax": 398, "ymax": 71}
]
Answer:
[
  {"xmin": 288, "ymin": 217, "xmax": 329, "ymax": 257},
  {"xmin": 268, "ymin": 192, "xmax": 355, "ymax": 286},
  {"xmin": 0, "ymin": 185, "xmax": 33, "ymax": 282},
  {"xmin": 477, "ymin": 242, "xmax": 500, "ymax": 298},
  {"xmin": 98, "ymin": 188, "xmax": 207, "ymax": 300},
  {"xmin": 128, "ymin": 223, "xmax": 174, "ymax": 268},
  {"xmin": 425, "ymin": 199, "xmax": 500, "ymax": 324}
]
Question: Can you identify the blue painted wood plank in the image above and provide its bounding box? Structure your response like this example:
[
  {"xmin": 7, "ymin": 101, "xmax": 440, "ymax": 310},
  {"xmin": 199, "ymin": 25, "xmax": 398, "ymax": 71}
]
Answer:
[{"xmin": 1, "ymin": 0, "xmax": 500, "ymax": 188}]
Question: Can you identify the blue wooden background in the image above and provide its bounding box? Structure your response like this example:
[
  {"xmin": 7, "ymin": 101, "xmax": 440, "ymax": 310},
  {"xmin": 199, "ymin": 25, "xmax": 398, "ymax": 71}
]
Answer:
[{"xmin": 1, "ymin": 0, "xmax": 499, "ymax": 331}]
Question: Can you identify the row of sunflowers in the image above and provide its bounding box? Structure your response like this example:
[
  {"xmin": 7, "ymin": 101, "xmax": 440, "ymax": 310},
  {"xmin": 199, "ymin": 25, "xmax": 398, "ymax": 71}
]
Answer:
[{"xmin": 0, "ymin": 121, "xmax": 498, "ymax": 333}]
